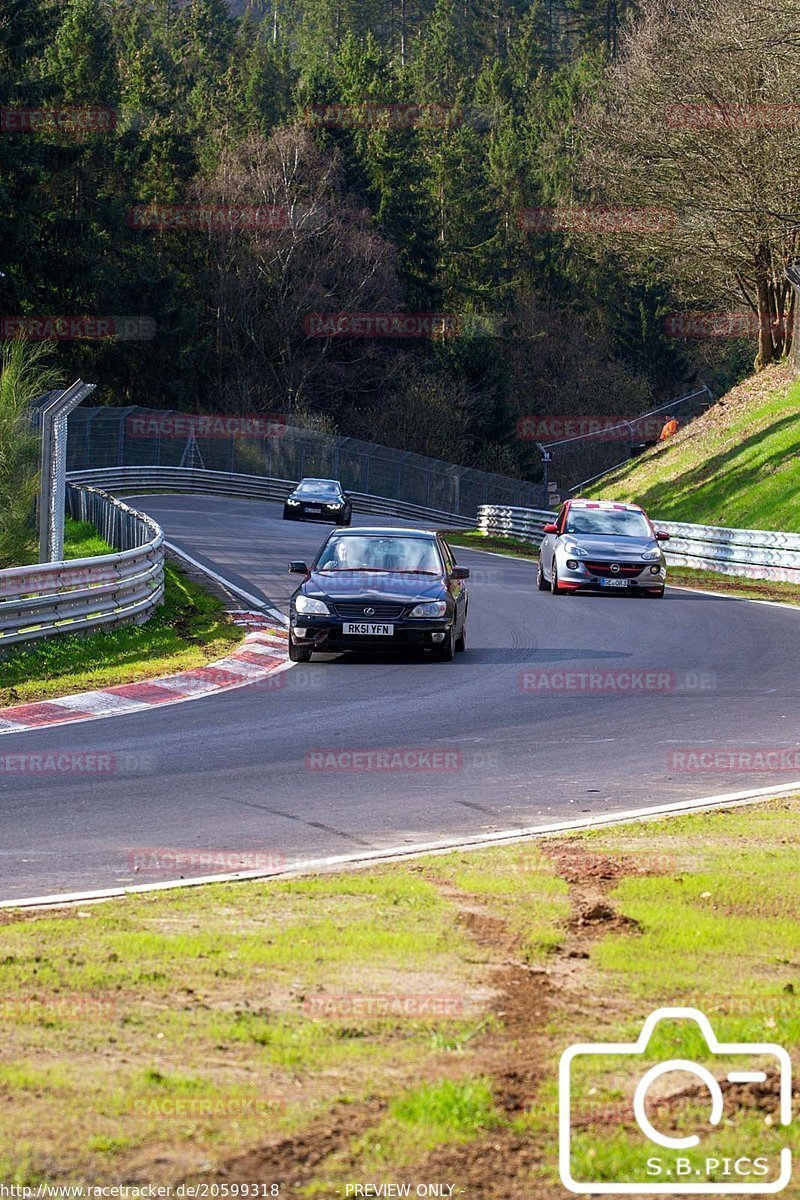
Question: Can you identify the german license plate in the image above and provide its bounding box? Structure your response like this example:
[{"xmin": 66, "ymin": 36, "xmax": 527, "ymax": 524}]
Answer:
[
  {"xmin": 600, "ymin": 578, "xmax": 629, "ymax": 588},
  {"xmin": 342, "ymin": 622, "xmax": 394, "ymax": 636},
  {"xmin": 305, "ymin": 507, "xmax": 321, "ymax": 514}
]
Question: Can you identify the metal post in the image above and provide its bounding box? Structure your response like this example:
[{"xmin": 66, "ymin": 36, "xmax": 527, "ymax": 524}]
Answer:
[
  {"xmin": 38, "ymin": 380, "xmax": 96, "ymax": 563},
  {"xmin": 536, "ymin": 443, "xmax": 550, "ymax": 495}
]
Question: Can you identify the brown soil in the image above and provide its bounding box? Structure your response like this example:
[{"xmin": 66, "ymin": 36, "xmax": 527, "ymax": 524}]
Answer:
[{"xmin": 193, "ymin": 840, "xmax": 648, "ymax": 1198}]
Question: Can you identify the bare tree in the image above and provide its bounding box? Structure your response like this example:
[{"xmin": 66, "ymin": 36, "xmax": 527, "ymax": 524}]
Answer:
[
  {"xmin": 577, "ymin": 0, "xmax": 800, "ymax": 367},
  {"xmin": 196, "ymin": 125, "xmax": 401, "ymax": 414}
]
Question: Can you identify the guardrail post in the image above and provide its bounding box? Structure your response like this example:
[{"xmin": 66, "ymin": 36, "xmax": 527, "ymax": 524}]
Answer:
[{"xmin": 38, "ymin": 380, "xmax": 97, "ymax": 563}]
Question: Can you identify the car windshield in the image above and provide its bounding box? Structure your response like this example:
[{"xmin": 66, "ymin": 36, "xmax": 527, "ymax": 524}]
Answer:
[
  {"xmin": 565, "ymin": 509, "xmax": 651, "ymax": 538},
  {"xmin": 296, "ymin": 481, "xmax": 341, "ymax": 496},
  {"xmin": 316, "ymin": 536, "xmax": 443, "ymax": 574}
]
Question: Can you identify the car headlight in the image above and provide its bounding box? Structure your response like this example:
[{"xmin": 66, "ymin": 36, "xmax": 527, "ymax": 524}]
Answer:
[
  {"xmin": 562, "ymin": 543, "xmax": 588, "ymax": 557},
  {"xmin": 287, "ymin": 498, "xmax": 300, "ymax": 506},
  {"xmin": 325, "ymin": 502, "xmax": 343, "ymax": 509},
  {"xmin": 409, "ymin": 600, "xmax": 447, "ymax": 618},
  {"xmin": 641, "ymin": 548, "xmax": 661, "ymax": 560},
  {"xmin": 295, "ymin": 595, "xmax": 329, "ymax": 615}
]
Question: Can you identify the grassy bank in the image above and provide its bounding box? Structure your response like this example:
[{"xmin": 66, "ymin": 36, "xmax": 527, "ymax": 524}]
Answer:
[
  {"xmin": 1, "ymin": 797, "xmax": 797, "ymax": 1193},
  {"xmin": 585, "ymin": 364, "xmax": 800, "ymax": 529},
  {"xmin": 0, "ymin": 518, "xmax": 242, "ymax": 706}
]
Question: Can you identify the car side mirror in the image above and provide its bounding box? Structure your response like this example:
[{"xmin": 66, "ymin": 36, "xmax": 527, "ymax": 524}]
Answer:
[
  {"xmin": 543, "ymin": 523, "xmax": 558, "ymax": 534},
  {"xmin": 289, "ymin": 561, "xmax": 309, "ymax": 574},
  {"xmin": 655, "ymin": 531, "xmax": 670, "ymax": 541},
  {"xmin": 451, "ymin": 566, "xmax": 470, "ymax": 580}
]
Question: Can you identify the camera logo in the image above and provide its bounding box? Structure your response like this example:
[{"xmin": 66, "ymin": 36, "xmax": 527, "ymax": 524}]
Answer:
[{"xmin": 559, "ymin": 1007, "xmax": 792, "ymax": 1194}]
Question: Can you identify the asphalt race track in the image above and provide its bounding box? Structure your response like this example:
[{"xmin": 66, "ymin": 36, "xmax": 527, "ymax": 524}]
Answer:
[{"xmin": 1, "ymin": 494, "xmax": 798, "ymax": 901}]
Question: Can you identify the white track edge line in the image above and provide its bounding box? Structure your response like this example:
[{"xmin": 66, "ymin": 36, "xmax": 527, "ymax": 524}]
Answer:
[
  {"xmin": 165, "ymin": 540, "xmax": 289, "ymax": 625},
  {"xmin": 3, "ymin": 778, "xmax": 799, "ymax": 910}
]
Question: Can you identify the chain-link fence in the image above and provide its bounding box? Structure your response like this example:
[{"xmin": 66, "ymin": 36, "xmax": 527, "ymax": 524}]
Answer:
[
  {"xmin": 539, "ymin": 387, "xmax": 713, "ymax": 496},
  {"xmin": 63, "ymin": 407, "xmax": 546, "ymax": 519}
]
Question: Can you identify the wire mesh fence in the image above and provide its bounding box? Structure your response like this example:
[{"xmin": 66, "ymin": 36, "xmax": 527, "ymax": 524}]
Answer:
[
  {"xmin": 63, "ymin": 406, "xmax": 547, "ymax": 519},
  {"xmin": 540, "ymin": 387, "xmax": 713, "ymax": 496}
]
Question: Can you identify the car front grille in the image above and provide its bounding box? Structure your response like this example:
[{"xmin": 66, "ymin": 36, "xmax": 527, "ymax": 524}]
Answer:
[
  {"xmin": 584, "ymin": 561, "xmax": 644, "ymax": 578},
  {"xmin": 333, "ymin": 602, "xmax": 407, "ymax": 620}
]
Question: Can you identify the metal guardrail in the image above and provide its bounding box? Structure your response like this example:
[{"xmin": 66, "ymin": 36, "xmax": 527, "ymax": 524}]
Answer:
[
  {"xmin": 477, "ymin": 505, "xmax": 558, "ymax": 544},
  {"xmin": 0, "ymin": 467, "xmax": 477, "ymax": 652},
  {"xmin": 66, "ymin": 467, "xmax": 477, "ymax": 529},
  {"xmin": 0, "ymin": 485, "xmax": 164, "ymax": 650},
  {"xmin": 478, "ymin": 505, "xmax": 800, "ymax": 584}
]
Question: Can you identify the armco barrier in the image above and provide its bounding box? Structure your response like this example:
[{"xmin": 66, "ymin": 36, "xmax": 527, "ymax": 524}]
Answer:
[
  {"xmin": 478, "ymin": 505, "xmax": 800, "ymax": 584},
  {"xmin": 0, "ymin": 485, "xmax": 164, "ymax": 650},
  {"xmin": 1, "ymin": 468, "xmax": 476, "ymax": 652},
  {"xmin": 66, "ymin": 467, "xmax": 477, "ymax": 529}
]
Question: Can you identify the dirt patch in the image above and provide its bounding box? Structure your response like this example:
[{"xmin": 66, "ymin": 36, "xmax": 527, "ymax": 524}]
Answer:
[
  {"xmin": 569, "ymin": 898, "xmax": 640, "ymax": 933},
  {"xmin": 199, "ymin": 842, "xmax": 650, "ymax": 1196},
  {"xmin": 184, "ymin": 1100, "xmax": 388, "ymax": 1189},
  {"xmin": 405, "ymin": 1131, "xmax": 554, "ymax": 1199}
]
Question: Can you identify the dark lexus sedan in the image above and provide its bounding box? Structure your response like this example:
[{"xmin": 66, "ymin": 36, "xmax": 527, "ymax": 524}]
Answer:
[
  {"xmin": 287, "ymin": 528, "xmax": 469, "ymax": 662},
  {"xmin": 282, "ymin": 478, "xmax": 352, "ymax": 525}
]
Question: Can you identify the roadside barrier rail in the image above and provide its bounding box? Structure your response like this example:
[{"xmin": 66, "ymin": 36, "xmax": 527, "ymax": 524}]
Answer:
[
  {"xmin": 0, "ymin": 485, "xmax": 164, "ymax": 650},
  {"xmin": 1, "ymin": 467, "xmax": 476, "ymax": 651},
  {"xmin": 66, "ymin": 467, "xmax": 477, "ymax": 529},
  {"xmin": 478, "ymin": 505, "xmax": 800, "ymax": 584}
]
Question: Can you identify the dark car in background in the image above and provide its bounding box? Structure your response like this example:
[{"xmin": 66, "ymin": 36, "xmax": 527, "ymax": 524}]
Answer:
[
  {"xmin": 283, "ymin": 478, "xmax": 352, "ymax": 525},
  {"xmin": 287, "ymin": 528, "xmax": 469, "ymax": 662},
  {"xmin": 537, "ymin": 498, "xmax": 670, "ymax": 597}
]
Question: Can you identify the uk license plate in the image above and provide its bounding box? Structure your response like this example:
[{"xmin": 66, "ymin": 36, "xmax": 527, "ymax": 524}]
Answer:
[
  {"xmin": 342, "ymin": 622, "xmax": 394, "ymax": 636},
  {"xmin": 600, "ymin": 578, "xmax": 629, "ymax": 588}
]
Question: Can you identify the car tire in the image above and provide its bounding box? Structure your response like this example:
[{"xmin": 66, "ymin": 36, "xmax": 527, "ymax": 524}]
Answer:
[
  {"xmin": 536, "ymin": 560, "xmax": 550, "ymax": 591},
  {"xmin": 437, "ymin": 626, "xmax": 456, "ymax": 661},
  {"xmin": 455, "ymin": 620, "xmax": 466, "ymax": 652},
  {"xmin": 551, "ymin": 563, "xmax": 564, "ymax": 595},
  {"xmin": 289, "ymin": 638, "xmax": 312, "ymax": 663}
]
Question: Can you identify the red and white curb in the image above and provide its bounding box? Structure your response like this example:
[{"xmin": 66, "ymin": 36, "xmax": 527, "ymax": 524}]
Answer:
[{"xmin": 0, "ymin": 612, "xmax": 289, "ymax": 736}]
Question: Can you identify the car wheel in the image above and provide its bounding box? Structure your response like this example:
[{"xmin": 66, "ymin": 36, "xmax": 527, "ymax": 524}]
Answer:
[
  {"xmin": 536, "ymin": 559, "xmax": 550, "ymax": 591},
  {"xmin": 551, "ymin": 563, "xmax": 564, "ymax": 595},
  {"xmin": 437, "ymin": 626, "xmax": 456, "ymax": 661},
  {"xmin": 455, "ymin": 620, "xmax": 466, "ymax": 652},
  {"xmin": 289, "ymin": 638, "xmax": 312, "ymax": 663}
]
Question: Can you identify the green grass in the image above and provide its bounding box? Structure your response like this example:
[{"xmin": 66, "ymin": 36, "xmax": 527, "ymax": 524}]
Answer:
[
  {"xmin": 515, "ymin": 801, "xmax": 800, "ymax": 1192},
  {"xmin": 0, "ymin": 517, "xmax": 243, "ymax": 705},
  {"xmin": 586, "ymin": 366, "xmax": 800, "ymax": 529},
  {"xmin": 351, "ymin": 1077, "xmax": 502, "ymax": 1168},
  {"xmin": 420, "ymin": 845, "xmax": 570, "ymax": 961},
  {"xmin": 0, "ymin": 871, "xmax": 488, "ymax": 1184},
  {"xmin": 440, "ymin": 529, "xmax": 540, "ymax": 559},
  {"xmin": 2, "ymin": 799, "xmax": 800, "ymax": 1187},
  {"xmin": 667, "ymin": 565, "xmax": 800, "ymax": 605}
]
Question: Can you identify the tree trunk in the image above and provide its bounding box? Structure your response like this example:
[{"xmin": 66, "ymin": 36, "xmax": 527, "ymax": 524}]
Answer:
[{"xmin": 755, "ymin": 278, "xmax": 779, "ymax": 369}]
